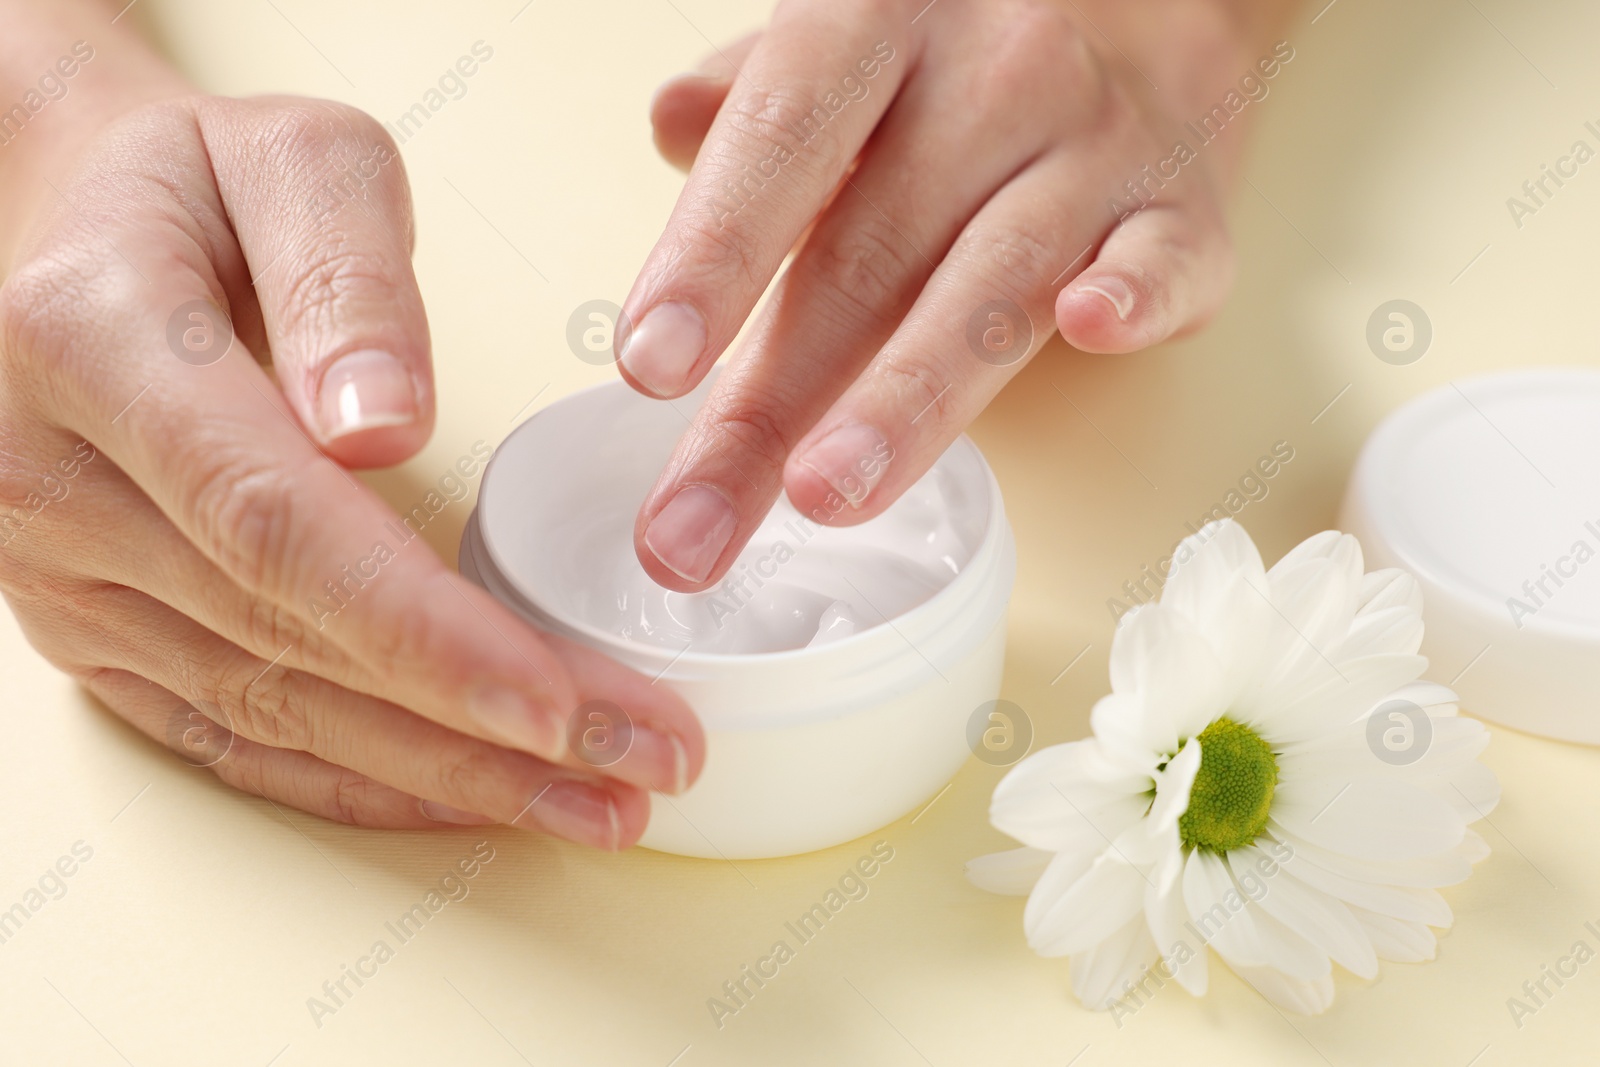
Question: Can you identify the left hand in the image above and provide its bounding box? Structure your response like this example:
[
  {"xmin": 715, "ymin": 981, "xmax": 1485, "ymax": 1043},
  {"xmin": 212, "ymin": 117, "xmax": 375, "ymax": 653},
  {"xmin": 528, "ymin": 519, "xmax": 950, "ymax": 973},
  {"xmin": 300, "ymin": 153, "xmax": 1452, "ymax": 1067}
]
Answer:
[{"xmin": 618, "ymin": 0, "xmax": 1292, "ymax": 591}]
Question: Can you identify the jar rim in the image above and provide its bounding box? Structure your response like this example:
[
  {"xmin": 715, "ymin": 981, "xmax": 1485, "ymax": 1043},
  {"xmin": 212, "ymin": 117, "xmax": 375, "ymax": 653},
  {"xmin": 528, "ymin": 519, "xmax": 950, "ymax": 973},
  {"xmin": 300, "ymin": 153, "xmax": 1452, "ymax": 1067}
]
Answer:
[{"xmin": 471, "ymin": 378, "xmax": 1014, "ymax": 672}]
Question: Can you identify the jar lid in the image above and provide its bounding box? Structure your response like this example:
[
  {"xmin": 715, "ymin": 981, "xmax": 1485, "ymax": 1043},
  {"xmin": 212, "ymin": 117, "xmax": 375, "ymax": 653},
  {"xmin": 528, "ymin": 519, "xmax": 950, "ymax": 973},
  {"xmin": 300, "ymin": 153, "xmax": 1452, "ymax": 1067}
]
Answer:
[{"xmin": 1340, "ymin": 367, "xmax": 1600, "ymax": 743}]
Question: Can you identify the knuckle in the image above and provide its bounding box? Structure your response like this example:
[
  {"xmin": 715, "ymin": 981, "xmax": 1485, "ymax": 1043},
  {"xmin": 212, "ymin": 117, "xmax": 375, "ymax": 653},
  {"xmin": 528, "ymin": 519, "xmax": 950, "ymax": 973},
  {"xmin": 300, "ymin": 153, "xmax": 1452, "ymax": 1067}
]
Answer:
[
  {"xmin": 0, "ymin": 255, "xmax": 93, "ymax": 376},
  {"xmin": 277, "ymin": 242, "xmax": 403, "ymax": 341},
  {"xmin": 953, "ymin": 222, "xmax": 1057, "ymax": 307},
  {"xmin": 720, "ymin": 87, "xmax": 825, "ymax": 170},
  {"xmin": 205, "ymin": 740, "xmax": 259, "ymax": 795},
  {"xmin": 701, "ymin": 396, "xmax": 796, "ymax": 475},
  {"xmin": 358, "ymin": 575, "xmax": 447, "ymax": 671},
  {"xmin": 878, "ymin": 357, "xmax": 955, "ymax": 426},
  {"xmin": 185, "ymin": 448, "xmax": 310, "ymax": 598},
  {"xmin": 259, "ymin": 100, "xmax": 409, "ymax": 224},
  {"xmin": 7, "ymin": 590, "xmax": 97, "ymax": 674},
  {"xmin": 327, "ymin": 766, "xmax": 378, "ymax": 826},
  {"xmin": 0, "ymin": 253, "xmax": 176, "ymax": 424},
  {"xmin": 804, "ymin": 221, "xmax": 923, "ymax": 324},
  {"xmin": 440, "ymin": 746, "xmax": 509, "ymax": 813},
  {"xmin": 239, "ymin": 595, "xmax": 313, "ymax": 661},
  {"xmin": 0, "ymin": 262, "xmax": 61, "ymax": 366},
  {"xmin": 322, "ymin": 102, "xmax": 398, "ymax": 159},
  {"xmin": 975, "ymin": 4, "xmax": 1106, "ymax": 119},
  {"xmin": 678, "ymin": 210, "xmax": 768, "ymax": 294},
  {"xmin": 262, "ymin": 100, "xmax": 387, "ymax": 170},
  {"xmin": 685, "ymin": 85, "xmax": 842, "ymax": 259},
  {"xmin": 999, "ymin": 2, "xmax": 1090, "ymax": 76},
  {"xmin": 212, "ymin": 654, "xmax": 311, "ymax": 750}
]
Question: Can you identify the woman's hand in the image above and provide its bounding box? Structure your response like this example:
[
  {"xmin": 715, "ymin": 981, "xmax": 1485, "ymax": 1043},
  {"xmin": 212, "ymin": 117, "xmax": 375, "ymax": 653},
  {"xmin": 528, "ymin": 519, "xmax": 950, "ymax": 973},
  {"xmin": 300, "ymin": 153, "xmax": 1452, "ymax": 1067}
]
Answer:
[
  {"xmin": 623, "ymin": 0, "xmax": 1295, "ymax": 590},
  {"xmin": 0, "ymin": 10, "xmax": 703, "ymax": 848}
]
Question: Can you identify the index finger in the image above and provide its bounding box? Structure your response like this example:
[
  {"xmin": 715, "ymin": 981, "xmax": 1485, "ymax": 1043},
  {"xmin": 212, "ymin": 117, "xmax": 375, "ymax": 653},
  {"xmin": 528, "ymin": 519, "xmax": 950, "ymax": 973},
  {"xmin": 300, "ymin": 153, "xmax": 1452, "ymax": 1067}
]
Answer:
[{"xmin": 615, "ymin": 0, "xmax": 918, "ymax": 400}]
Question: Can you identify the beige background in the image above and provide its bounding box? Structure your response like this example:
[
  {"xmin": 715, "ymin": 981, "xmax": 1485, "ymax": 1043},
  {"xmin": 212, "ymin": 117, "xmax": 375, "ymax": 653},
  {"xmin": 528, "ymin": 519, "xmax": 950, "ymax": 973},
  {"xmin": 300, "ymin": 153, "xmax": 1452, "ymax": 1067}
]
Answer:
[{"xmin": 4, "ymin": 0, "xmax": 1599, "ymax": 1063}]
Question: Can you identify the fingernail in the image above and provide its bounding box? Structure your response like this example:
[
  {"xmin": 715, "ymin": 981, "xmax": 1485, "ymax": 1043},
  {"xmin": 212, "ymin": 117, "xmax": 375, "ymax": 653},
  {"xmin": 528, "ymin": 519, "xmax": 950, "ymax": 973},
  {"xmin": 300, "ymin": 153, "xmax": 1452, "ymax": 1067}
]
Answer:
[
  {"xmin": 467, "ymin": 684, "xmax": 565, "ymax": 760},
  {"xmin": 1077, "ymin": 276, "xmax": 1136, "ymax": 321},
  {"xmin": 316, "ymin": 349, "xmax": 419, "ymax": 439},
  {"xmin": 644, "ymin": 485, "xmax": 736, "ymax": 583},
  {"xmin": 522, "ymin": 780, "xmax": 624, "ymax": 850},
  {"xmin": 618, "ymin": 302, "xmax": 706, "ymax": 397},
  {"xmin": 630, "ymin": 724, "xmax": 693, "ymax": 794},
  {"xmin": 798, "ymin": 423, "xmax": 893, "ymax": 509},
  {"xmin": 420, "ymin": 800, "xmax": 496, "ymax": 825}
]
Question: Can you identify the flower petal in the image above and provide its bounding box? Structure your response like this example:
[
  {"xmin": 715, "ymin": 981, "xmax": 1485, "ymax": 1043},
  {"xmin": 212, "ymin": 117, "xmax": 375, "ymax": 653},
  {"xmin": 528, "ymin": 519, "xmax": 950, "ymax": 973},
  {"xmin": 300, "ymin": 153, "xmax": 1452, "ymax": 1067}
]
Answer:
[
  {"xmin": 1111, "ymin": 818, "xmax": 1185, "ymax": 897},
  {"xmin": 1273, "ymin": 776, "xmax": 1465, "ymax": 861},
  {"xmin": 1428, "ymin": 759, "xmax": 1501, "ymax": 824},
  {"xmin": 1347, "ymin": 905, "xmax": 1437, "ymax": 963},
  {"xmin": 1268, "ymin": 819, "xmax": 1472, "ymax": 888},
  {"xmin": 1236, "ymin": 899, "xmax": 1334, "ymax": 982},
  {"xmin": 1356, "ymin": 568, "xmax": 1423, "ymax": 617},
  {"xmin": 1161, "ymin": 520, "xmax": 1268, "ymax": 621},
  {"xmin": 1106, "ymin": 605, "xmax": 1227, "ymax": 753},
  {"xmin": 1456, "ymin": 827, "xmax": 1491, "ymax": 865},
  {"xmin": 1390, "ymin": 680, "xmax": 1460, "ymax": 716},
  {"xmin": 1270, "ymin": 531, "xmax": 1362, "ymax": 615},
  {"xmin": 966, "ymin": 847, "xmax": 1053, "ymax": 896},
  {"xmin": 1277, "ymin": 710, "xmax": 1489, "ymax": 785},
  {"xmin": 1271, "ymin": 839, "xmax": 1453, "ymax": 926},
  {"xmin": 1237, "ymin": 844, "xmax": 1378, "ymax": 979},
  {"xmin": 1026, "ymin": 853, "xmax": 1150, "ymax": 958},
  {"xmin": 1159, "ymin": 520, "xmax": 1274, "ymax": 700},
  {"xmin": 1243, "ymin": 654, "xmax": 1427, "ymax": 744},
  {"xmin": 1020, "ymin": 846, "xmax": 1101, "ymax": 957},
  {"xmin": 1251, "ymin": 551, "xmax": 1365, "ymax": 701},
  {"xmin": 1335, "ymin": 604, "xmax": 1423, "ymax": 660},
  {"xmin": 1272, "ymin": 529, "xmax": 1364, "ymax": 579},
  {"xmin": 1070, "ymin": 916, "xmax": 1160, "ymax": 1011},
  {"xmin": 1145, "ymin": 879, "xmax": 1208, "ymax": 996},
  {"xmin": 1181, "ymin": 849, "xmax": 1328, "ymax": 979},
  {"xmin": 1087, "ymin": 694, "xmax": 1165, "ymax": 774},
  {"xmin": 1148, "ymin": 737, "xmax": 1200, "ymax": 833},
  {"xmin": 990, "ymin": 739, "xmax": 1150, "ymax": 853}
]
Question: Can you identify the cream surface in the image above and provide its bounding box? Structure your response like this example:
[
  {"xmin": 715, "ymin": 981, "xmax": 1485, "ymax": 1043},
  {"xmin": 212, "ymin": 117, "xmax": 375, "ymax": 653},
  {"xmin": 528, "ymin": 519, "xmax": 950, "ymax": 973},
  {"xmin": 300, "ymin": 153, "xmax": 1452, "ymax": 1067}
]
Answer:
[{"xmin": 552, "ymin": 466, "xmax": 975, "ymax": 655}]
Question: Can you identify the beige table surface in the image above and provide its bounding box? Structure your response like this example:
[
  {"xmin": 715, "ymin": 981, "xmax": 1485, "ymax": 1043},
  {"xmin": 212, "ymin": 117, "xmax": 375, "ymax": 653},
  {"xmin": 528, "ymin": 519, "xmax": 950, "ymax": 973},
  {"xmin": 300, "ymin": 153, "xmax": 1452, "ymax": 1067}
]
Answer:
[{"xmin": 5, "ymin": 0, "xmax": 1600, "ymax": 1063}]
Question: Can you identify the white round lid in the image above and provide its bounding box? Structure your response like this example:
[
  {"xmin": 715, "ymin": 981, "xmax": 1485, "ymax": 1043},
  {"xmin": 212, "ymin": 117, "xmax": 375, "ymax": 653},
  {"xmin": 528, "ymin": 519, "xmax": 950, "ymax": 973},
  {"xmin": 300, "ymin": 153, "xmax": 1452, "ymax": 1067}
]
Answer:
[{"xmin": 1340, "ymin": 367, "xmax": 1600, "ymax": 743}]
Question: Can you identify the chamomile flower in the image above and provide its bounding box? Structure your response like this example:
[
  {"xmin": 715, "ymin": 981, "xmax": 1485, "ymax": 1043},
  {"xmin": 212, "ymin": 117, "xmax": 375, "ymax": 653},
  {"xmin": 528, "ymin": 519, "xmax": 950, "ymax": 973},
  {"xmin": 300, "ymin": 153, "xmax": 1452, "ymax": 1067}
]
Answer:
[{"xmin": 967, "ymin": 520, "xmax": 1498, "ymax": 1014}]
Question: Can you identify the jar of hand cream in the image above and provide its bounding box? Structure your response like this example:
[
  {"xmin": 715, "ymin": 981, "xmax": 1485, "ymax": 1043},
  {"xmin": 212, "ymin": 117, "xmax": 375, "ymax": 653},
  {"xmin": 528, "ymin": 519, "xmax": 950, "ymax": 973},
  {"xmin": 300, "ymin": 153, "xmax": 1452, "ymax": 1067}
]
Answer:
[{"xmin": 460, "ymin": 377, "xmax": 1016, "ymax": 859}]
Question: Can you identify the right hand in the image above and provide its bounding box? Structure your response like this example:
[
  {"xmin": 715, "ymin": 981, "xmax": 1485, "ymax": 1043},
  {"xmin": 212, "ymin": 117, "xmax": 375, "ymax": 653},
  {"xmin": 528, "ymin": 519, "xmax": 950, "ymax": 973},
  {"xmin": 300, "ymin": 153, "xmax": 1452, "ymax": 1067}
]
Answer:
[{"xmin": 0, "ymin": 94, "xmax": 704, "ymax": 849}]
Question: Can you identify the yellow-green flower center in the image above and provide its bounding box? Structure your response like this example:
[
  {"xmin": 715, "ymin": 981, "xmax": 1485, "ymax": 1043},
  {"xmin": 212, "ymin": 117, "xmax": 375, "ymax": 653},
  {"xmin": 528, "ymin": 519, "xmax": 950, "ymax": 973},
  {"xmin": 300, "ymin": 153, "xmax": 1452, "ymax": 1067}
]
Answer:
[{"xmin": 1177, "ymin": 717, "xmax": 1279, "ymax": 853}]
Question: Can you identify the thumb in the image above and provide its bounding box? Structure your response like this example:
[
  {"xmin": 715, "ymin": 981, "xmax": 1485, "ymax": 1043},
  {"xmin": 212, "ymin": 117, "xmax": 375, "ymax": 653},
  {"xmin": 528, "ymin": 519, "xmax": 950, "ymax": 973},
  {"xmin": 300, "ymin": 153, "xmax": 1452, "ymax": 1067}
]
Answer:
[{"xmin": 199, "ymin": 96, "xmax": 433, "ymax": 468}]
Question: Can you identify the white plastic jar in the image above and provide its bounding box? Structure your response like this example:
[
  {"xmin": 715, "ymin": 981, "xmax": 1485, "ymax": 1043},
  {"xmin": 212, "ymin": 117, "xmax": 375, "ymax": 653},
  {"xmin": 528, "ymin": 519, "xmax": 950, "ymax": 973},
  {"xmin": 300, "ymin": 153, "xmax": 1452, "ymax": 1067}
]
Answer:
[{"xmin": 460, "ymin": 378, "xmax": 1016, "ymax": 859}]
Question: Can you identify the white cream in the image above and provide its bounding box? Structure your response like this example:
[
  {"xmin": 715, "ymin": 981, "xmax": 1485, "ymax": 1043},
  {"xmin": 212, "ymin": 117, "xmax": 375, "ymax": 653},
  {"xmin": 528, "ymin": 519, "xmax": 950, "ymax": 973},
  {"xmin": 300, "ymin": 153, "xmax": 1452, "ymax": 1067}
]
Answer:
[{"xmin": 554, "ymin": 467, "xmax": 974, "ymax": 654}]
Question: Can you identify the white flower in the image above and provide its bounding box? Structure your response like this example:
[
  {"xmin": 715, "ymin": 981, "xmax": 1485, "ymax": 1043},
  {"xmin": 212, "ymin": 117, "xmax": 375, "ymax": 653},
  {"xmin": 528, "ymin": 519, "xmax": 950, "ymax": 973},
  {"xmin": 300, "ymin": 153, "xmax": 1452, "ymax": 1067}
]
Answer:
[{"xmin": 967, "ymin": 520, "xmax": 1499, "ymax": 1016}]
